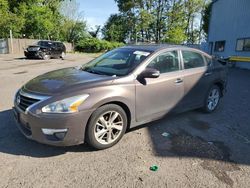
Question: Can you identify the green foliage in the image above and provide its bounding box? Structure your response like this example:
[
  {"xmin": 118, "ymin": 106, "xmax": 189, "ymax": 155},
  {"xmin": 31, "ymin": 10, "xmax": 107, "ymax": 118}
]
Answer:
[
  {"xmin": 75, "ymin": 38, "xmax": 124, "ymax": 53},
  {"xmin": 164, "ymin": 0, "xmax": 187, "ymax": 44},
  {"xmin": 164, "ymin": 27, "xmax": 187, "ymax": 44},
  {"xmin": 0, "ymin": 0, "xmax": 88, "ymax": 42},
  {"xmin": 59, "ymin": 20, "xmax": 89, "ymax": 42},
  {"xmin": 202, "ymin": 1, "xmax": 212, "ymax": 37},
  {"xmin": 112, "ymin": 0, "xmax": 208, "ymax": 44},
  {"xmin": 22, "ymin": 5, "xmax": 56, "ymax": 39},
  {"xmin": 0, "ymin": 0, "xmax": 25, "ymax": 38},
  {"xmin": 102, "ymin": 14, "xmax": 128, "ymax": 43},
  {"xmin": 59, "ymin": 0, "xmax": 89, "ymax": 42}
]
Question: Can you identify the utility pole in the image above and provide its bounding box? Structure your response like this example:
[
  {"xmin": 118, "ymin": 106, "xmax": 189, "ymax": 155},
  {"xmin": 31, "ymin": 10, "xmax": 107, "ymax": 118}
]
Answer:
[{"xmin": 10, "ymin": 29, "xmax": 13, "ymax": 54}]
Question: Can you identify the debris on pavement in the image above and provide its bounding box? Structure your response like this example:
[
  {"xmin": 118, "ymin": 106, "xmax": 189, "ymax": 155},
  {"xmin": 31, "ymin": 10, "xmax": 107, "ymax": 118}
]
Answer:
[
  {"xmin": 161, "ymin": 132, "xmax": 170, "ymax": 138},
  {"xmin": 150, "ymin": 165, "xmax": 159, "ymax": 171},
  {"xmin": 208, "ymin": 141, "xmax": 213, "ymax": 145},
  {"xmin": 138, "ymin": 177, "xmax": 143, "ymax": 182}
]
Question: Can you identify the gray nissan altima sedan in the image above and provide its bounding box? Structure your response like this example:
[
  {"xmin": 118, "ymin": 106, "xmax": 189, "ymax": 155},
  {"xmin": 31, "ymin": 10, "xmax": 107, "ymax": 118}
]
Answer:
[{"xmin": 13, "ymin": 45, "xmax": 228, "ymax": 149}]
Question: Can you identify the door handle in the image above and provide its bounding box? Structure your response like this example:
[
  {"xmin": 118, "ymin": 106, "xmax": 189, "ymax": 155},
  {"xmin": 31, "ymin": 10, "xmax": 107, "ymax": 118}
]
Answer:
[
  {"xmin": 175, "ymin": 78, "xmax": 183, "ymax": 84},
  {"xmin": 205, "ymin": 72, "xmax": 212, "ymax": 76}
]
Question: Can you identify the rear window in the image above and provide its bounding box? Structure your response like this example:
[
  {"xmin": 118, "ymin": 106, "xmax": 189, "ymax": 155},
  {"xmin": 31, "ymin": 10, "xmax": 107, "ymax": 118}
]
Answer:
[{"xmin": 56, "ymin": 42, "xmax": 63, "ymax": 48}]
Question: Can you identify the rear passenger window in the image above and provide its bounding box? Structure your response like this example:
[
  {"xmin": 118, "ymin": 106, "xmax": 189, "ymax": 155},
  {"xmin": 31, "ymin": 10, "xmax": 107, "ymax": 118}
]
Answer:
[
  {"xmin": 56, "ymin": 43, "xmax": 62, "ymax": 48},
  {"xmin": 147, "ymin": 51, "xmax": 179, "ymax": 74},
  {"xmin": 182, "ymin": 51, "xmax": 205, "ymax": 69}
]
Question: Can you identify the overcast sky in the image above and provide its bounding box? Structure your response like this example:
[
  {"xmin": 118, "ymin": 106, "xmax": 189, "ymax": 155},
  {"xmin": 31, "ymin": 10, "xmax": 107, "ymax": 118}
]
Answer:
[{"xmin": 77, "ymin": 0, "xmax": 119, "ymax": 29}]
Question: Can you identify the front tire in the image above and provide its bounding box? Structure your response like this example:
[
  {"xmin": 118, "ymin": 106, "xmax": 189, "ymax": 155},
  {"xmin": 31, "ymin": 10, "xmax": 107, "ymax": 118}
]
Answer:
[
  {"xmin": 42, "ymin": 53, "xmax": 51, "ymax": 60},
  {"xmin": 203, "ymin": 85, "xmax": 221, "ymax": 113},
  {"xmin": 86, "ymin": 104, "xmax": 127, "ymax": 150}
]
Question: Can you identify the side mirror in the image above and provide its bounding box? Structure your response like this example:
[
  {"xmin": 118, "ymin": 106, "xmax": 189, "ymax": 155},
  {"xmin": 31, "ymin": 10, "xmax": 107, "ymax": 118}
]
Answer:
[{"xmin": 139, "ymin": 68, "xmax": 160, "ymax": 79}]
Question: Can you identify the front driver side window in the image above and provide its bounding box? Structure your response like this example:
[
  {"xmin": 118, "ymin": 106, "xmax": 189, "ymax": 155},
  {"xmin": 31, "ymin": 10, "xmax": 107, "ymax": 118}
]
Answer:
[
  {"xmin": 147, "ymin": 51, "xmax": 179, "ymax": 74},
  {"xmin": 182, "ymin": 50, "xmax": 205, "ymax": 69}
]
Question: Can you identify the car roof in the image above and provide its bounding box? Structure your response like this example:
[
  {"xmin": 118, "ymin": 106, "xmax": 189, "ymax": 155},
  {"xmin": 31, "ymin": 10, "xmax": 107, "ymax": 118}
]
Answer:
[
  {"xmin": 38, "ymin": 40, "xmax": 63, "ymax": 43},
  {"xmin": 120, "ymin": 44, "xmax": 194, "ymax": 52}
]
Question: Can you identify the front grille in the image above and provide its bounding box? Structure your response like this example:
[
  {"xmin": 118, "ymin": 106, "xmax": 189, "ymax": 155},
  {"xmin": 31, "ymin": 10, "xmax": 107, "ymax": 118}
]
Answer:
[
  {"xmin": 27, "ymin": 51, "xmax": 38, "ymax": 56},
  {"xmin": 16, "ymin": 92, "xmax": 40, "ymax": 112}
]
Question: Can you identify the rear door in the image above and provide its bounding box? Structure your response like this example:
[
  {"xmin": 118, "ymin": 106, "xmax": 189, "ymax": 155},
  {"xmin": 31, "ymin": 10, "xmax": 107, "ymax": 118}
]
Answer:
[
  {"xmin": 179, "ymin": 50, "xmax": 213, "ymax": 110},
  {"xmin": 55, "ymin": 42, "xmax": 62, "ymax": 57},
  {"xmin": 135, "ymin": 50, "xmax": 184, "ymax": 122}
]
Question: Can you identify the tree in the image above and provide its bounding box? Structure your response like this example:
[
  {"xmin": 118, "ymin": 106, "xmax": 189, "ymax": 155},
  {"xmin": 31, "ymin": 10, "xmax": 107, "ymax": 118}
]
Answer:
[
  {"xmin": 0, "ymin": 0, "xmax": 25, "ymax": 38},
  {"xmin": 164, "ymin": 0, "xmax": 187, "ymax": 44},
  {"xmin": 0, "ymin": 0, "xmax": 88, "ymax": 41},
  {"xmin": 59, "ymin": 20, "xmax": 89, "ymax": 42},
  {"xmin": 111, "ymin": 0, "xmax": 206, "ymax": 44},
  {"xmin": 202, "ymin": 1, "xmax": 212, "ymax": 38},
  {"xmin": 60, "ymin": 0, "xmax": 88, "ymax": 42},
  {"xmin": 89, "ymin": 25, "xmax": 101, "ymax": 38},
  {"xmin": 152, "ymin": 0, "xmax": 169, "ymax": 43},
  {"xmin": 102, "ymin": 14, "xmax": 128, "ymax": 42},
  {"xmin": 22, "ymin": 5, "xmax": 57, "ymax": 39},
  {"xmin": 114, "ymin": 0, "xmax": 169, "ymax": 43},
  {"xmin": 184, "ymin": 0, "xmax": 204, "ymax": 44}
]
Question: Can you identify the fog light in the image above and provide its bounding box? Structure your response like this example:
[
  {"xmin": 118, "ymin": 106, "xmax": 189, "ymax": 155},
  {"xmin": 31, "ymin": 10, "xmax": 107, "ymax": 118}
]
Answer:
[
  {"xmin": 42, "ymin": 128, "xmax": 68, "ymax": 141},
  {"xmin": 54, "ymin": 132, "xmax": 67, "ymax": 140},
  {"xmin": 42, "ymin": 128, "xmax": 68, "ymax": 135}
]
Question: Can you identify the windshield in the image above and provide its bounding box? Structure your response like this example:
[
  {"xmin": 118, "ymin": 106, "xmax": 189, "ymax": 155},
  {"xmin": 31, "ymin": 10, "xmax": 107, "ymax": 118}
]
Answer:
[
  {"xmin": 37, "ymin": 41, "xmax": 53, "ymax": 47},
  {"xmin": 82, "ymin": 48, "xmax": 152, "ymax": 76}
]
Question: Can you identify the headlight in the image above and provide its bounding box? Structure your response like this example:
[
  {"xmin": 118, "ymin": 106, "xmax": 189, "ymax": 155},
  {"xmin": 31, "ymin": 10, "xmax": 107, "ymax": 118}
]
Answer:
[{"xmin": 41, "ymin": 94, "xmax": 89, "ymax": 113}]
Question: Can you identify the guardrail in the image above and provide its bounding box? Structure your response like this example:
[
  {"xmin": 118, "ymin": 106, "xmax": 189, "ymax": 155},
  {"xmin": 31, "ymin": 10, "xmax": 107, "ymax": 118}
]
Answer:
[{"xmin": 229, "ymin": 56, "xmax": 250, "ymax": 62}]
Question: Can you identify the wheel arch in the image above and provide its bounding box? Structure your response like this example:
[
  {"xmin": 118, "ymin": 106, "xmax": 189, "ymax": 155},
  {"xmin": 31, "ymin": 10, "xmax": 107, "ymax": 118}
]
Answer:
[
  {"xmin": 98, "ymin": 101, "xmax": 132, "ymax": 131},
  {"xmin": 84, "ymin": 96, "xmax": 133, "ymax": 134},
  {"xmin": 213, "ymin": 80, "xmax": 225, "ymax": 97}
]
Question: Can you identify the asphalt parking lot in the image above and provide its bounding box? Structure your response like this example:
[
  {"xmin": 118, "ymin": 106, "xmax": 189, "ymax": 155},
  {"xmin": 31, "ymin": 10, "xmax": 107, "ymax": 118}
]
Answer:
[{"xmin": 0, "ymin": 53, "xmax": 250, "ymax": 188}]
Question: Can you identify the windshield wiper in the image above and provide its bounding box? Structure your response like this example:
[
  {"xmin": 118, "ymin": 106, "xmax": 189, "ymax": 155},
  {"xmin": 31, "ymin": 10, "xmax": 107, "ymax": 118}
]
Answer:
[{"xmin": 81, "ymin": 67, "xmax": 107, "ymax": 76}]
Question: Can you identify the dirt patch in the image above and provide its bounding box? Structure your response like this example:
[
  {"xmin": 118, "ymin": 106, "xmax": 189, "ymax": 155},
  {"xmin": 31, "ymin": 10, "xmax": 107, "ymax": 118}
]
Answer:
[
  {"xmin": 201, "ymin": 160, "xmax": 240, "ymax": 186},
  {"xmin": 170, "ymin": 131, "xmax": 240, "ymax": 186}
]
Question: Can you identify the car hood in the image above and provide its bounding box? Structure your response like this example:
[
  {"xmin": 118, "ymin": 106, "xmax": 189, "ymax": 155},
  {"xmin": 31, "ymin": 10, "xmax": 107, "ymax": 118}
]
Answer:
[{"xmin": 23, "ymin": 67, "xmax": 115, "ymax": 95}]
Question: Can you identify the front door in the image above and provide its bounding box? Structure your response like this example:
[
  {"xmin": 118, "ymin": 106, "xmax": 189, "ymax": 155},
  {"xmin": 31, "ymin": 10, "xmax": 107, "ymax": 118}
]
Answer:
[{"xmin": 135, "ymin": 50, "xmax": 184, "ymax": 122}]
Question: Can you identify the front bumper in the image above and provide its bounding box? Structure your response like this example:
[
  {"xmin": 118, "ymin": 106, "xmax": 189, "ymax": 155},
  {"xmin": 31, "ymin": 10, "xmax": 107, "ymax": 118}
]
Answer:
[
  {"xmin": 13, "ymin": 106, "xmax": 93, "ymax": 146},
  {"xmin": 24, "ymin": 51, "xmax": 43, "ymax": 59}
]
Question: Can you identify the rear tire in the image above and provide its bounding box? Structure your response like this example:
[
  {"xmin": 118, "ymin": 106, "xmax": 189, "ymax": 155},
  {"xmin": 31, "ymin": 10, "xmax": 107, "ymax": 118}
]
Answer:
[
  {"xmin": 203, "ymin": 85, "xmax": 221, "ymax": 113},
  {"xmin": 60, "ymin": 52, "xmax": 66, "ymax": 60},
  {"xmin": 85, "ymin": 104, "xmax": 127, "ymax": 150}
]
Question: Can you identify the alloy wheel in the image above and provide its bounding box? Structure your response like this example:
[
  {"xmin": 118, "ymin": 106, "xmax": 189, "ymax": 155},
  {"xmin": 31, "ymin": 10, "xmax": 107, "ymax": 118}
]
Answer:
[
  {"xmin": 207, "ymin": 88, "xmax": 220, "ymax": 111},
  {"xmin": 94, "ymin": 111, "xmax": 124, "ymax": 145}
]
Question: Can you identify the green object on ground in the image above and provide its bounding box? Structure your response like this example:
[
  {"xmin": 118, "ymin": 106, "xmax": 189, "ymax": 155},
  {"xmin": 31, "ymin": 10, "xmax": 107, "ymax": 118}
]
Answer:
[{"xmin": 150, "ymin": 165, "xmax": 159, "ymax": 171}]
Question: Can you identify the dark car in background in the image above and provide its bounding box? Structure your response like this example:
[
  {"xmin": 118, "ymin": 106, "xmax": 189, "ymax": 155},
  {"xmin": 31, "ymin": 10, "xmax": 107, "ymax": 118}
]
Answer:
[
  {"xmin": 14, "ymin": 45, "xmax": 228, "ymax": 149},
  {"xmin": 24, "ymin": 40, "xmax": 66, "ymax": 60}
]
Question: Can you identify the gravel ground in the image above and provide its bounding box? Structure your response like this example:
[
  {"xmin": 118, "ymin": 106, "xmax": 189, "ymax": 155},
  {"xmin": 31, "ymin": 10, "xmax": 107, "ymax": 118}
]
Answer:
[{"xmin": 0, "ymin": 53, "xmax": 250, "ymax": 188}]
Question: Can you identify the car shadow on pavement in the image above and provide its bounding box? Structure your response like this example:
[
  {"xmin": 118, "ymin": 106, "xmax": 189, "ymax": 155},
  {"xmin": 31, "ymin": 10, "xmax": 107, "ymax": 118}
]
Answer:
[
  {"xmin": 0, "ymin": 109, "xmax": 94, "ymax": 158},
  {"xmin": 141, "ymin": 69, "xmax": 250, "ymax": 168},
  {"xmin": 14, "ymin": 57, "xmax": 27, "ymax": 60}
]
